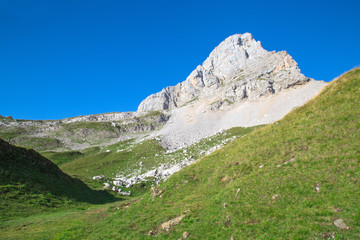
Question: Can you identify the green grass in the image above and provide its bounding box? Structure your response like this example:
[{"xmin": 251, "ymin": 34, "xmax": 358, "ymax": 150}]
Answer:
[
  {"xmin": 41, "ymin": 151, "xmax": 83, "ymax": 166},
  {"xmin": 76, "ymin": 68, "xmax": 359, "ymax": 239},
  {"xmin": 0, "ymin": 127, "xmax": 28, "ymax": 141},
  {"xmin": 0, "ymin": 204, "xmax": 111, "ymax": 240},
  {"xmin": 50, "ymin": 126, "xmax": 259, "ymax": 180},
  {"xmin": 0, "ymin": 138, "xmax": 120, "ymax": 220},
  {"xmin": 141, "ymin": 110, "xmax": 163, "ymax": 118},
  {"xmin": 10, "ymin": 136, "xmax": 64, "ymax": 151},
  {"xmin": 181, "ymin": 96, "xmax": 199, "ymax": 107},
  {"xmin": 1, "ymin": 68, "xmax": 359, "ymax": 239},
  {"xmin": 59, "ymin": 139, "xmax": 149, "ymax": 178},
  {"xmin": 62, "ymin": 122, "xmax": 115, "ymax": 132}
]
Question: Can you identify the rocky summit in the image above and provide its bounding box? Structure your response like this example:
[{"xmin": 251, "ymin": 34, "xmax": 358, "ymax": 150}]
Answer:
[
  {"xmin": 138, "ymin": 33, "xmax": 326, "ymax": 150},
  {"xmin": 138, "ymin": 33, "xmax": 316, "ymax": 112}
]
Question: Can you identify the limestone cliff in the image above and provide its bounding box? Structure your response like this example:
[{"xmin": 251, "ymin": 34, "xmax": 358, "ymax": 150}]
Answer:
[{"xmin": 138, "ymin": 33, "xmax": 310, "ymax": 112}]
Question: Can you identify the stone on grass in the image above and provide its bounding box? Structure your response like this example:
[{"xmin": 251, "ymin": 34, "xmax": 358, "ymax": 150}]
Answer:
[
  {"xmin": 113, "ymin": 180, "xmax": 123, "ymax": 187},
  {"xmin": 93, "ymin": 175, "xmax": 104, "ymax": 180},
  {"xmin": 334, "ymin": 219, "xmax": 349, "ymax": 229},
  {"xmin": 225, "ymin": 215, "xmax": 231, "ymax": 227},
  {"xmin": 235, "ymin": 188, "xmax": 241, "ymax": 197},
  {"xmin": 119, "ymin": 191, "xmax": 131, "ymax": 196},
  {"xmin": 161, "ymin": 215, "xmax": 185, "ymax": 232},
  {"xmin": 272, "ymin": 194, "xmax": 279, "ymax": 200},
  {"xmin": 182, "ymin": 232, "xmax": 190, "ymax": 239}
]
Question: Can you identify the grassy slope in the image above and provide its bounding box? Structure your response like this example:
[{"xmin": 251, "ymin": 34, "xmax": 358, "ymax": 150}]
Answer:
[
  {"xmin": 1, "ymin": 68, "xmax": 358, "ymax": 240},
  {"xmin": 85, "ymin": 68, "xmax": 360, "ymax": 239},
  {"xmin": 0, "ymin": 139, "xmax": 118, "ymax": 220},
  {"xmin": 46, "ymin": 126, "xmax": 259, "ymax": 180}
]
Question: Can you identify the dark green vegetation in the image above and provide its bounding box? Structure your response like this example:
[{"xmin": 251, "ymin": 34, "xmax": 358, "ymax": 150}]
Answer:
[
  {"xmin": 0, "ymin": 139, "xmax": 118, "ymax": 220},
  {"xmin": 60, "ymin": 139, "xmax": 163, "ymax": 178},
  {"xmin": 0, "ymin": 68, "xmax": 359, "ymax": 239},
  {"xmin": 9, "ymin": 136, "xmax": 64, "ymax": 151},
  {"xmin": 42, "ymin": 150, "xmax": 83, "ymax": 166}
]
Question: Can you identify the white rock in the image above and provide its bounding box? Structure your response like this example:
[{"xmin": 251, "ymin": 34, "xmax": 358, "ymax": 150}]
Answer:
[
  {"xmin": 119, "ymin": 191, "xmax": 131, "ymax": 196},
  {"xmin": 93, "ymin": 175, "xmax": 104, "ymax": 180},
  {"xmin": 137, "ymin": 33, "xmax": 311, "ymax": 112},
  {"xmin": 113, "ymin": 180, "xmax": 123, "ymax": 187}
]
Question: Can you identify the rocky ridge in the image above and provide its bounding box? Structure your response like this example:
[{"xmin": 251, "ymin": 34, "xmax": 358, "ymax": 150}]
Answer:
[
  {"xmin": 0, "ymin": 111, "xmax": 169, "ymax": 151},
  {"xmin": 136, "ymin": 33, "xmax": 327, "ymax": 150},
  {"xmin": 138, "ymin": 33, "xmax": 311, "ymax": 112}
]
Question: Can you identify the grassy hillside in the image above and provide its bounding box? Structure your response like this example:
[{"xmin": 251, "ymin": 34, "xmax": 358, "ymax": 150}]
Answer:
[
  {"xmin": 43, "ymin": 126, "xmax": 259, "ymax": 181},
  {"xmin": 1, "ymin": 68, "xmax": 359, "ymax": 239},
  {"xmin": 0, "ymin": 138, "xmax": 117, "ymax": 220},
  {"xmin": 82, "ymin": 68, "xmax": 360, "ymax": 239}
]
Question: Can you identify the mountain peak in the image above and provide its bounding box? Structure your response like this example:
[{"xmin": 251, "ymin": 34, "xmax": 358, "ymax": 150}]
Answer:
[
  {"xmin": 137, "ymin": 33, "xmax": 312, "ymax": 112},
  {"xmin": 225, "ymin": 32, "xmax": 254, "ymax": 43}
]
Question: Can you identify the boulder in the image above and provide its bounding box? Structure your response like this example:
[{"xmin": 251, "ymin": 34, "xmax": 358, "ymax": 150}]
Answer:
[
  {"xmin": 93, "ymin": 175, "xmax": 105, "ymax": 180},
  {"xmin": 113, "ymin": 180, "xmax": 123, "ymax": 187},
  {"xmin": 334, "ymin": 219, "xmax": 350, "ymax": 229},
  {"xmin": 160, "ymin": 215, "xmax": 185, "ymax": 232}
]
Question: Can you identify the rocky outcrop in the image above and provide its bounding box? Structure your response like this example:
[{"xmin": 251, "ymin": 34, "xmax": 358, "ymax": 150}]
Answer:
[
  {"xmin": 0, "ymin": 111, "xmax": 169, "ymax": 151},
  {"xmin": 138, "ymin": 33, "xmax": 310, "ymax": 112}
]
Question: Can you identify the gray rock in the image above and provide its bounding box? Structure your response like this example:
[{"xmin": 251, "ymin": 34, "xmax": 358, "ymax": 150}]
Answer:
[
  {"xmin": 119, "ymin": 191, "xmax": 131, "ymax": 196},
  {"xmin": 138, "ymin": 33, "xmax": 310, "ymax": 112},
  {"xmin": 92, "ymin": 175, "xmax": 104, "ymax": 180},
  {"xmin": 334, "ymin": 219, "xmax": 350, "ymax": 229},
  {"xmin": 182, "ymin": 232, "xmax": 190, "ymax": 239},
  {"xmin": 113, "ymin": 180, "xmax": 123, "ymax": 186},
  {"xmin": 160, "ymin": 215, "xmax": 185, "ymax": 232}
]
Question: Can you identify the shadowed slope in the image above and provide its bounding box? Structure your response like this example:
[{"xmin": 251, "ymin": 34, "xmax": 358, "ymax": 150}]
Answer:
[{"xmin": 0, "ymin": 138, "xmax": 117, "ymax": 219}]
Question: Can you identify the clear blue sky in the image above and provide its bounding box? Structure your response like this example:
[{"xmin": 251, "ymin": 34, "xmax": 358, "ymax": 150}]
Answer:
[{"xmin": 1, "ymin": 0, "xmax": 359, "ymax": 120}]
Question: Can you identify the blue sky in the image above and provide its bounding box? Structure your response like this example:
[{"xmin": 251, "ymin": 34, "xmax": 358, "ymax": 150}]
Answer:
[{"xmin": 1, "ymin": 0, "xmax": 359, "ymax": 120}]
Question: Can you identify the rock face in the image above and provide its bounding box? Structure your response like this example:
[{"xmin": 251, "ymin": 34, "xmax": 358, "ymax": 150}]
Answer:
[
  {"xmin": 135, "ymin": 33, "xmax": 327, "ymax": 150},
  {"xmin": 138, "ymin": 33, "xmax": 310, "ymax": 112}
]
